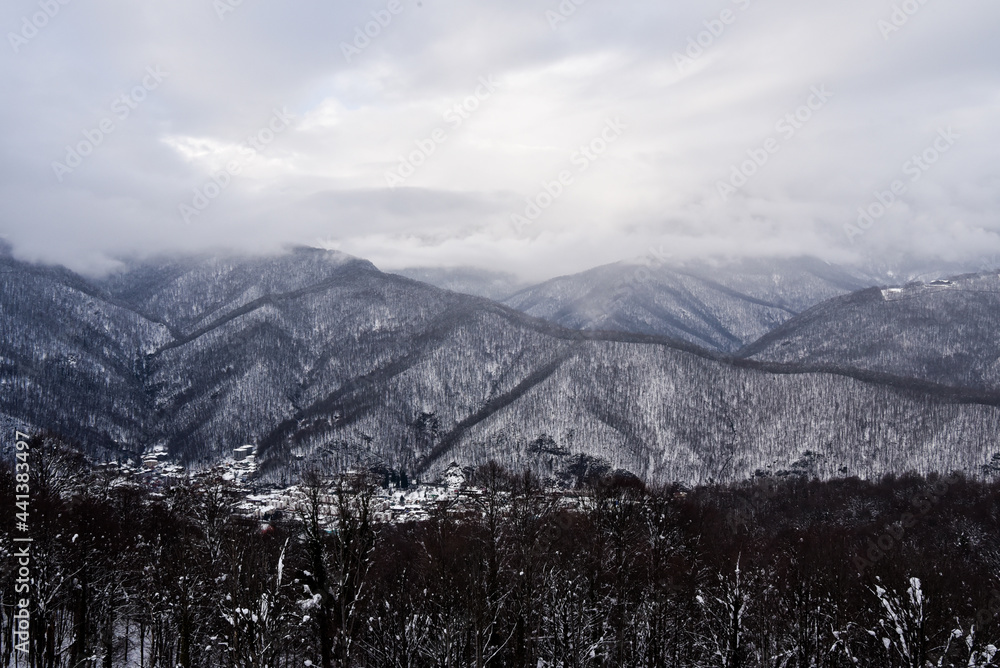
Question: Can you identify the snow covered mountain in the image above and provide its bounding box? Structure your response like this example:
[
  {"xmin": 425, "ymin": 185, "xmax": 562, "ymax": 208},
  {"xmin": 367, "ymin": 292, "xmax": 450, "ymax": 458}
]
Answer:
[
  {"xmin": 3, "ymin": 248, "xmax": 999, "ymax": 485},
  {"xmin": 0, "ymin": 251, "xmax": 170, "ymax": 456},
  {"xmin": 741, "ymin": 272, "xmax": 1000, "ymax": 393},
  {"xmin": 501, "ymin": 257, "xmax": 882, "ymax": 353}
]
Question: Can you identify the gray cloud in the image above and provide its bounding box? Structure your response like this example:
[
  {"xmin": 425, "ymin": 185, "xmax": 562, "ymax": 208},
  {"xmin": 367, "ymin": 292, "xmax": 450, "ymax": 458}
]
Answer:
[{"xmin": 1, "ymin": 0, "xmax": 998, "ymax": 277}]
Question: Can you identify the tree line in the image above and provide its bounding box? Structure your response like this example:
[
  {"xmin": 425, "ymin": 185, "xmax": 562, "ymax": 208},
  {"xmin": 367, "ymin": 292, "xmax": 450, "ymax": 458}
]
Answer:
[{"xmin": 3, "ymin": 435, "xmax": 1000, "ymax": 666}]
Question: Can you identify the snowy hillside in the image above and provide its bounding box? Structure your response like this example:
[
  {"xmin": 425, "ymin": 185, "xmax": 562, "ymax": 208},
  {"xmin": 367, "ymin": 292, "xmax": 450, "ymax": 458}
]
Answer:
[
  {"xmin": 3, "ymin": 248, "xmax": 999, "ymax": 485},
  {"xmin": 741, "ymin": 272, "xmax": 1000, "ymax": 393},
  {"xmin": 502, "ymin": 257, "xmax": 880, "ymax": 352}
]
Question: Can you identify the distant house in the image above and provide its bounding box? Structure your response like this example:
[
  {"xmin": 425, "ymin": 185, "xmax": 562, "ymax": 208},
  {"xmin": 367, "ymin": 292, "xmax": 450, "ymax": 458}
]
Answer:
[
  {"xmin": 234, "ymin": 445, "xmax": 255, "ymax": 461},
  {"xmin": 142, "ymin": 448, "xmax": 169, "ymax": 469}
]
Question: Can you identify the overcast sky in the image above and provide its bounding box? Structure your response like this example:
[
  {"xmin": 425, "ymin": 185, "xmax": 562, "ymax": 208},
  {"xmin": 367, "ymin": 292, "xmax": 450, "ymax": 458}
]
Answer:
[{"xmin": 0, "ymin": 0, "xmax": 997, "ymax": 278}]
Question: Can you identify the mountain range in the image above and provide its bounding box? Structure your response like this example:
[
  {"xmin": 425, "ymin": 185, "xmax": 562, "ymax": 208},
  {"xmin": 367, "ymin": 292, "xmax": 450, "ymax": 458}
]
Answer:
[
  {"xmin": 2, "ymin": 245, "xmax": 998, "ymax": 485},
  {"xmin": 741, "ymin": 272, "xmax": 1000, "ymax": 393},
  {"xmin": 501, "ymin": 257, "xmax": 876, "ymax": 353}
]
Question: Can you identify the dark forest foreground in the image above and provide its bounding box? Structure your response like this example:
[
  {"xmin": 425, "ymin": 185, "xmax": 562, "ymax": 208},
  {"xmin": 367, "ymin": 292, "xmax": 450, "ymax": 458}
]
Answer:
[{"xmin": 3, "ymin": 436, "xmax": 1000, "ymax": 667}]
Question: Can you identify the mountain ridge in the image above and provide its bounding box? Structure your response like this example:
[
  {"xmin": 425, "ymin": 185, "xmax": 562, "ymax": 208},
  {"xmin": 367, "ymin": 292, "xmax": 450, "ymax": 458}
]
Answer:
[
  {"xmin": 740, "ymin": 272, "xmax": 1000, "ymax": 394},
  {"xmin": 3, "ymin": 248, "xmax": 999, "ymax": 485},
  {"xmin": 500, "ymin": 257, "xmax": 882, "ymax": 352}
]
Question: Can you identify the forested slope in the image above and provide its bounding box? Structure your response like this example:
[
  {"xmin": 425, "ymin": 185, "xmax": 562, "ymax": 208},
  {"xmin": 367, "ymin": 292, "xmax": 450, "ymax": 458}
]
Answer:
[
  {"xmin": 2, "ymin": 248, "xmax": 998, "ymax": 484},
  {"xmin": 742, "ymin": 273, "xmax": 1000, "ymax": 393}
]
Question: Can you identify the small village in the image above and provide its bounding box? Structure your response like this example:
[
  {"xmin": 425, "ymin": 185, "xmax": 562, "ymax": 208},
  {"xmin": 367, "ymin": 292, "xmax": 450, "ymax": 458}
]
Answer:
[{"xmin": 118, "ymin": 443, "xmax": 587, "ymax": 528}]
